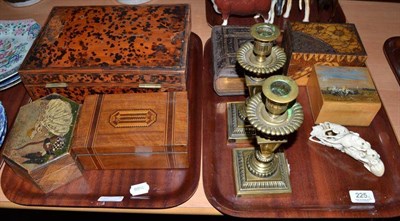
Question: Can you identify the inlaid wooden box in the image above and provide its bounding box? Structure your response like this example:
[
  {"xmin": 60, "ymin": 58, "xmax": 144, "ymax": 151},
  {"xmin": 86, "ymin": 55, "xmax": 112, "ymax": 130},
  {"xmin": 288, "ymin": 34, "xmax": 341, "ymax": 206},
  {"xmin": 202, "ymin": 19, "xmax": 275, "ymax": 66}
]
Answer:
[
  {"xmin": 283, "ymin": 22, "xmax": 367, "ymax": 86},
  {"xmin": 18, "ymin": 4, "xmax": 191, "ymax": 103},
  {"xmin": 306, "ymin": 65, "xmax": 381, "ymax": 126},
  {"xmin": 70, "ymin": 91, "xmax": 189, "ymax": 169},
  {"xmin": 2, "ymin": 94, "xmax": 82, "ymax": 193}
]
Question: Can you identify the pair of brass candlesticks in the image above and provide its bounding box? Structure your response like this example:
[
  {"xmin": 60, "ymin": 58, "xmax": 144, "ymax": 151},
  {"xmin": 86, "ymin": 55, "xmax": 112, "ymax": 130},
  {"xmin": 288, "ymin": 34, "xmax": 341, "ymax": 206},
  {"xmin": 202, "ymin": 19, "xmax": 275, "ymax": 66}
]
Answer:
[{"xmin": 228, "ymin": 23, "xmax": 304, "ymax": 196}]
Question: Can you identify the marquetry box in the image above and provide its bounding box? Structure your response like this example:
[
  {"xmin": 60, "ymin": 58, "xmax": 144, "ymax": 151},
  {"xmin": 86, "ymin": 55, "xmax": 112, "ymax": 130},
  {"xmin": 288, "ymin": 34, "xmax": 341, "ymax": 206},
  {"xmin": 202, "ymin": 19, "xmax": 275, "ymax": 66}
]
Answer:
[
  {"xmin": 306, "ymin": 65, "xmax": 381, "ymax": 126},
  {"xmin": 283, "ymin": 22, "xmax": 367, "ymax": 86},
  {"xmin": 70, "ymin": 91, "xmax": 189, "ymax": 169},
  {"xmin": 18, "ymin": 4, "xmax": 191, "ymax": 103},
  {"xmin": 2, "ymin": 94, "xmax": 82, "ymax": 193}
]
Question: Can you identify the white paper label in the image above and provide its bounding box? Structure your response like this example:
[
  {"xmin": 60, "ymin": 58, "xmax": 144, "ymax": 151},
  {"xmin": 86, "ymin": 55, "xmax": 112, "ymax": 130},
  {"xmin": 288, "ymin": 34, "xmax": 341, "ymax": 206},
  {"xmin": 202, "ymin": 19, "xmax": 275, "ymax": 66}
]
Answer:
[
  {"xmin": 117, "ymin": 0, "xmax": 151, "ymax": 5},
  {"xmin": 97, "ymin": 196, "xmax": 124, "ymax": 202},
  {"xmin": 349, "ymin": 190, "xmax": 375, "ymax": 203},
  {"xmin": 130, "ymin": 182, "xmax": 150, "ymax": 197}
]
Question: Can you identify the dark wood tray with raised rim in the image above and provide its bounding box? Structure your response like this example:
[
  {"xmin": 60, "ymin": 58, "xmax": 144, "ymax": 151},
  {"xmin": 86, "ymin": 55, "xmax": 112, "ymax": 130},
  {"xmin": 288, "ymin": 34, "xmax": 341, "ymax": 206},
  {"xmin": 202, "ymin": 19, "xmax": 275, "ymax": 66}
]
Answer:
[
  {"xmin": 202, "ymin": 39, "xmax": 400, "ymax": 218},
  {"xmin": 0, "ymin": 33, "xmax": 202, "ymax": 209},
  {"xmin": 383, "ymin": 36, "xmax": 400, "ymax": 85},
  {"xmin": 205, "ymin": 0, "xmax": 346, "ymax": 29}
]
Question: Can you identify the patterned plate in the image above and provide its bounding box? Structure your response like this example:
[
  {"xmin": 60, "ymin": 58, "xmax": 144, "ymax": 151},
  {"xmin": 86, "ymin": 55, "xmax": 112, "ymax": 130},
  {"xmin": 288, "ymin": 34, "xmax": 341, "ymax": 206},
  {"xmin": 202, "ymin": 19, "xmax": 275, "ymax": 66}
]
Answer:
[
  {"xmin": 0, "ymin": 75, "xmax": 21, "ymax": 91},
  {"xmin": 4, "ymin": 0, "xmax": 41, "ymax": 8},
  {"xmin": 0, "ymin": 19, "xmax": 40, "ymax": 86},
  {"xmin": 0, "ymin": 101, "xmax": 7, "ymax": 148},
  {"xmin": 0, "ymin": 72, "xmax": 20, "ymax": 89}
]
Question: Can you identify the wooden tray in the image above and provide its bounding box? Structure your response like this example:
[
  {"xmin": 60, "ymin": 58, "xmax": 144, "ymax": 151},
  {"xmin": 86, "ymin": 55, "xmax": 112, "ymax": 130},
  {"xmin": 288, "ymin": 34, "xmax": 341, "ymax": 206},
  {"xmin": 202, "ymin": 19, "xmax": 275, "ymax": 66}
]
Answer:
[
  {"xmin": 0, "ymin": 84, "xmax": 31, "ymax": 164},
  {"xmin": 0, "ymin": 33, "xmax": 203, "ymax": 209},
  {"xmin": 202, "ymin": 39, "xmax": 400, "ymax": 218},
  {"xmin": 383, "ymin": 36, "xmax": 400, "ymax": 85},
  {"xmin": 205, "ymin": 0, "xmax": 346, "ymax": 29}
]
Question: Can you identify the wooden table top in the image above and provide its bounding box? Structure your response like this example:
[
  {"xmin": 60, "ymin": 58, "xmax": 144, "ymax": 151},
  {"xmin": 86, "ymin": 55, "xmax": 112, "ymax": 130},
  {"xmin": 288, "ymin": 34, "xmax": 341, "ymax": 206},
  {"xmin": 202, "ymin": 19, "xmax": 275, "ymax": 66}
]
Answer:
[{"xmin": 0, "ymin": 0, "xmax": 399, "ymax": 217}]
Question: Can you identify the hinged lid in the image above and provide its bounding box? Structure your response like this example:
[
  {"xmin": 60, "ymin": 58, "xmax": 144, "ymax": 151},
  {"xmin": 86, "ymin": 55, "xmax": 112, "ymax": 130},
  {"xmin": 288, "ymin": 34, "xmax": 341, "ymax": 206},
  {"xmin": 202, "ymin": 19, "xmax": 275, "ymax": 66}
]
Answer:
[
  {"xmin": 71, "ymin": 91, "xmax": 188, "ymax": 155},
  {"xmin": 286, "ymin": 22, "xmax": 367, "ymax": 56},
  {"xmin": 19, "ymin": 4, "xmax": 191, "ymax": 73}
]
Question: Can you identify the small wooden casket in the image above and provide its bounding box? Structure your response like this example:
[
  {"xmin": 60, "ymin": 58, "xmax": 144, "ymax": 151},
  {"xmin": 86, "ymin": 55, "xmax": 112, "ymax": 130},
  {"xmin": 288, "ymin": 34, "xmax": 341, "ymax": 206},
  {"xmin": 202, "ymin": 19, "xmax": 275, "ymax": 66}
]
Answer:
[
  {"xmin": 70, "ymin": 92, "xmax": 189, "ymax": 169},
  {"xmin": 18, "ymin": 4, "xmax": 191, "ymax": 103},
  {"xmin": 2, "ymin": 94, "xmax": 82, "ymax": 193},
  {"xmin": 306, "ymin": 65, "xmax": 381, "ymax": 126},
  {"xmin": 283, "ymin": 22, "xmax": 367, "ymax": 86}
]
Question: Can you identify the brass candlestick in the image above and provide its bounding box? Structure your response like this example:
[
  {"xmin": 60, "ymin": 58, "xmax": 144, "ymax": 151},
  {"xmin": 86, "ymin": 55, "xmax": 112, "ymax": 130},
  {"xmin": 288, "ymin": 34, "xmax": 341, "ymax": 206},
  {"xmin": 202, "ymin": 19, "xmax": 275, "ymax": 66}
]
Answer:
[
  {"xmin": 237, "ymin": 23, "xmax": 286, "ymax": 80},
  {"xmin": 227, "ymin": 23, "xmax": 286, "ymax": 141},
  {"xmin": 233, "ymin": 76, "xmax": 303, "ymax": 195},
  {"xmin": 231, "ymin": 23, "xmax": 304, "ymax": 196}
]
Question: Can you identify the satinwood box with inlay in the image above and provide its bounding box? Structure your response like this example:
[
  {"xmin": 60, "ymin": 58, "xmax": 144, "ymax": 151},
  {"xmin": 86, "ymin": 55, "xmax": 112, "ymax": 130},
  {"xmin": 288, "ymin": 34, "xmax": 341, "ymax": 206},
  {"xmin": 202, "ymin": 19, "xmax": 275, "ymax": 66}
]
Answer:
[
  {"xmin": 18, "ymin": 4, "xmax": 191, "ymax": 103},
  {"xmin": 70, "ymin": 91, "xmax": 189, "ymax": 169}
]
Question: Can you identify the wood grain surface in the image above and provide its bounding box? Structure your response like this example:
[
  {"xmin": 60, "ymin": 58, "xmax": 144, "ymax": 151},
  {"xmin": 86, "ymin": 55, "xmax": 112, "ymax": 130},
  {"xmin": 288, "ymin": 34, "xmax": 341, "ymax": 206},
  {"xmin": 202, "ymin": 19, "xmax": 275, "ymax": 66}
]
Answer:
[
  {"xmin": 71, "ymin": 92, "xmax": 189, "ymax": 169},
  {"xmin": 202, "ymin": 39, "xmax": 400, "ymax": 218},
  {"xmin": 0, "ymin": 33, "xmax": 202, "ymax": 209},
  {"xmin": 384, "ymin": 36, "xmax": 400, "ymax": 85}
]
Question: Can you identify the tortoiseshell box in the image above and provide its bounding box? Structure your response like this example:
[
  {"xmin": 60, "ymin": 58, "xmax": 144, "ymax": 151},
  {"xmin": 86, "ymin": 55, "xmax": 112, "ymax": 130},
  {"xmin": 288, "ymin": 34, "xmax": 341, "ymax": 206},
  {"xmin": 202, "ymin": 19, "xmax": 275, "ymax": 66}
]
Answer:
[
  {"xmin": 283, "ymin": 22, "xmax": 367, "ymax": 86},
  {"xmin": 18, "ymin": 5, "xmax": 191, "ymax": 103}
]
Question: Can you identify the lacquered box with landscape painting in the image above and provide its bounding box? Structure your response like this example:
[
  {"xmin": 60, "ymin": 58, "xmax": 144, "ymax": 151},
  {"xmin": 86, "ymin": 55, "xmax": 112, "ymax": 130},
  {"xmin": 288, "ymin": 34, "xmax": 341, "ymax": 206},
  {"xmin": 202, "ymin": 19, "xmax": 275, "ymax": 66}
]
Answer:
[{"xmin": 306, "ymin": 65, "xmax": 381, "ymax": 126}]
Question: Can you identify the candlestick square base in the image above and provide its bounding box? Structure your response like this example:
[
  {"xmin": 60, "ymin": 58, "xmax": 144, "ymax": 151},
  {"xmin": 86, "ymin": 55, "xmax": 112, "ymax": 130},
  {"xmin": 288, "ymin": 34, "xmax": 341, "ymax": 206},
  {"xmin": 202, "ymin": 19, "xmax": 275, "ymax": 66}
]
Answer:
[
  {"xmin": 233, "ymin": 147, "xmax": 292, "ymax": 196},
  {"xmin": 227, "ymin": 102, "xmax": 255, "ymax": 142}
]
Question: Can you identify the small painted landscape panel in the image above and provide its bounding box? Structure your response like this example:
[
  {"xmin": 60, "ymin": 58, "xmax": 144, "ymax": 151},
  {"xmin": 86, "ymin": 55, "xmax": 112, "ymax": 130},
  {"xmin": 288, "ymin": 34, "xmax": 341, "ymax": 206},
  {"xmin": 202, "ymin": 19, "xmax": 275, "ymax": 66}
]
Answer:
[
  {"xmin": 316, "ymin": 65, "xmax": 380, "ymax": 103},
  {"xmin": 307, "ymin": 65, "xmax": 381, "ymax": 126}
]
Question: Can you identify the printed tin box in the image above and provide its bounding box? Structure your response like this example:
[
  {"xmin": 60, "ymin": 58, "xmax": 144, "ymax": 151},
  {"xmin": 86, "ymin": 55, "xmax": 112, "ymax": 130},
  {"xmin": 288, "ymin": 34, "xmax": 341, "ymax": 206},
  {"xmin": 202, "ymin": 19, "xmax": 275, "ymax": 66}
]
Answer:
[{"xmin": 2, "ymin": 94, "xmax": 82, "ymax": 193}]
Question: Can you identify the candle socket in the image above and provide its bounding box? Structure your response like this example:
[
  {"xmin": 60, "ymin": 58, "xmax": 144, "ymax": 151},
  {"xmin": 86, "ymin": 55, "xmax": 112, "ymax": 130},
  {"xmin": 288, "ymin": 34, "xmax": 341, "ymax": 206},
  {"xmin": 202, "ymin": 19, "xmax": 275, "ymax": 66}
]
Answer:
[{"xmin": 232, "ymin": 23, "xmax": 304, "ymax": 196}]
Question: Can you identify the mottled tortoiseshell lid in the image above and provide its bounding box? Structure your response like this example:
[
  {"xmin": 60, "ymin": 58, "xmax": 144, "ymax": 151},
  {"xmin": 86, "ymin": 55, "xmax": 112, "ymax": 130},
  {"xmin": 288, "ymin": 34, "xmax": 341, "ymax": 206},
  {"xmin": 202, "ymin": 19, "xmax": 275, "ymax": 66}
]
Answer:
[{"xmin": 19, "ymin": 4, "xmax": 191, "ymax": 102}]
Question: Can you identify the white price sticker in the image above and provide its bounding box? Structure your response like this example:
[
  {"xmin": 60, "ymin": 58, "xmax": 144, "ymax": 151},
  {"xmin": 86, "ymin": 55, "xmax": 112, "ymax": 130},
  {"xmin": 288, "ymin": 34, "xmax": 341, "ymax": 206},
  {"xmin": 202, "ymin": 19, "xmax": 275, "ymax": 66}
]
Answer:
[
  {"xmin": 97, "ymin": 196, "xmax": 124, "ymax": 202},
  {"xmin": 130, "ymin": 182, "xmax": 150, "ymax": 197},
  {"xmin": 349, "ymin": 190, "xmax": 375, "ymax": 203}
]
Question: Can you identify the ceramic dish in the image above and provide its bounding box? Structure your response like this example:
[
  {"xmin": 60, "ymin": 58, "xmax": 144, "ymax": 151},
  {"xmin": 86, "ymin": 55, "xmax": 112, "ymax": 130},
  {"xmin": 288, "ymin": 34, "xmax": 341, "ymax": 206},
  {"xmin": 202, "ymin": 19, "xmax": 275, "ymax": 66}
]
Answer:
[
  {"xmin": 0, "ymin": 19, "xmax": 40, "ymax": 89},
  {"xmin": 0, "ymin": 73, "xmax": 20, "ymax": 91},
  {"xmin": 0, "ymin": 101, "xmax": 7, "ymax": 148},
  {"xmin": 4, "ymin": 0, "xmax": 41, "ymax": 7}
]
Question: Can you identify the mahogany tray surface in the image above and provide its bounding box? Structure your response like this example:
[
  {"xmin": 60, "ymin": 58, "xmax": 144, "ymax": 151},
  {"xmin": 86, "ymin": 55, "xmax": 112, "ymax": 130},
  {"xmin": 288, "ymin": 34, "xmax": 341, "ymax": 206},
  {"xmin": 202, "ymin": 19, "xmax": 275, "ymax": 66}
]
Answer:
[
  {"xmin": 205, "ymin": 0, "xmax": 346, "ymax": 29},
  {"xmin": 0, "ymin": 33, "xmax": 203, "ymax": 209},
  {"xmin": 383, "ymin": 36, "xmax": 400, "ymax": 85},
  {"xmin": 202, "ymin": 39, "xmax": 400, "ymax": 218},
  {"xmin": 0, "ymin": 83, "xmax": 31, "ymax": 164}
]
